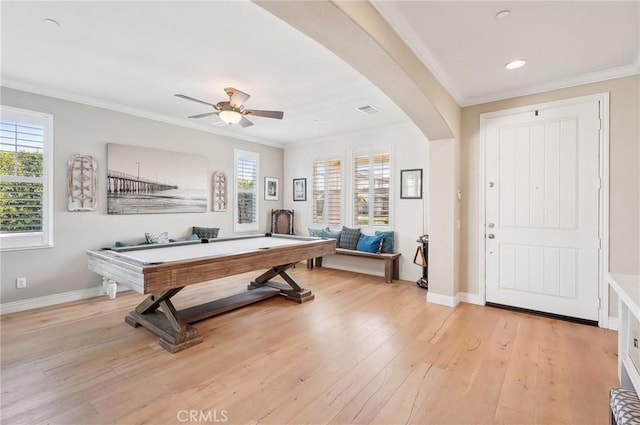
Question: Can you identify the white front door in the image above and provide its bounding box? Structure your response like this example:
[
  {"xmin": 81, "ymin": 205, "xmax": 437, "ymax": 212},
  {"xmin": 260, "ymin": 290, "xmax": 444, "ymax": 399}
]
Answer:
[{"xmin": 484, "ymin": 99, "xmax": 601, "ymax": 321}]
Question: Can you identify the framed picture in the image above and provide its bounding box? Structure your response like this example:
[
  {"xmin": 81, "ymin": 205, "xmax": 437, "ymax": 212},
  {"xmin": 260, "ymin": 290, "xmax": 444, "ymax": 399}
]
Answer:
[
  {"xmin": 293, "ymin": 178, "xmax": 306, "ymax": 201},
  {"xmin": 107, "ymin": 143, "xmax": 207, "ymax": 214},
  {"xmin": 264, "ymin": 177, "xmax": 279, "ymax": 201},
  {"xmin": 400, "ymin": 169, "xmax": 423, "ymax": 199}
]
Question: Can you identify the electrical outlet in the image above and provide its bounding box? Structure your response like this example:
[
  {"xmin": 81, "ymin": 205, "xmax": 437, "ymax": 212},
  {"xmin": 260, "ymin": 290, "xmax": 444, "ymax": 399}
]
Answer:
[{"xmin": 16, "ymin": 277, "xmax": 26, "ymax": 289}]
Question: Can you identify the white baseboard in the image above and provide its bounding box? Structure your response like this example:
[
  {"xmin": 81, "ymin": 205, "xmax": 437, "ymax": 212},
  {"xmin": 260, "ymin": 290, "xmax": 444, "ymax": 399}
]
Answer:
[
  {"xmin": 457, "ymin": 292, "xmax": 484, "ymax": 305},
  {"xmin": 607, "ymin": 316, "xmax": 619, "ymax": 331},
  {"xmin": 0, "ymin": 285, "xmax": 130, "ymax": 315},
  {"xmin": 426, "ymin": 291, "xmax": 459, "ymax": 307}
]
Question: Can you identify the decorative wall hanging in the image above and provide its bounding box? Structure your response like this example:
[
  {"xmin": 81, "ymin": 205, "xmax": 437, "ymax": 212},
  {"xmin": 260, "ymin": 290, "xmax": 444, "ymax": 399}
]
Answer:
[
  {"xmin": 67, "ymin": 154, "xmax": 98, "ymax": 211},
  {"xmin": 212, "ymin": 170, "xmax": 228, "ymax": 211},
  {"xmin": 107, "ymin": 143, "xmax": 207, "ymax": 214}
]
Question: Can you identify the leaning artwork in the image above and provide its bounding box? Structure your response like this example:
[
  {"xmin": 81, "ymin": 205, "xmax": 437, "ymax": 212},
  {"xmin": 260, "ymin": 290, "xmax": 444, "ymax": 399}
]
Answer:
[{"xmin": 107, "ymin": 143, "xmax": 207, "ymax": 214}]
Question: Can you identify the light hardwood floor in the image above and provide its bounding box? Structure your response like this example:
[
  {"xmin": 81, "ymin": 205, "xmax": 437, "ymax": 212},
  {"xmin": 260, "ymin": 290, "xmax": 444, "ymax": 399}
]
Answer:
[{"xmin": 1, "ymin": 267, "xmax": 618, "ymax": 425}]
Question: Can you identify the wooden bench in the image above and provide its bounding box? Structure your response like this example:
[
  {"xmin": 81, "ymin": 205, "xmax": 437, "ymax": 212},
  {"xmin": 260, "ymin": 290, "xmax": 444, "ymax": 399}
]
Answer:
[{"xmin": 308, "ymin": 248, "xmax": 401, "ymax": 283}]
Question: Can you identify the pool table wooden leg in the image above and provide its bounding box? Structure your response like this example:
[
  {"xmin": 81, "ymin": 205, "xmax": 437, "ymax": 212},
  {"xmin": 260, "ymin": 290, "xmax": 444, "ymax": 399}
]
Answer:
[
  {"xmin": 125, "ymin": 287, "xmax": 203, "ymax": 353},
  {"xmin": 248, "ymin": 263, "xmax": 315, "ymax": 303}
]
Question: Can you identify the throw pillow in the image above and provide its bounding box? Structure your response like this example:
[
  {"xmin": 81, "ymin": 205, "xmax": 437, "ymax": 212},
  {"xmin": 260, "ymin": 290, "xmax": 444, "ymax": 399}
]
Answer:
[
  {"xmin": 193, "ymin": 226, "xmax": 219, "ymax": 239},
  {"xmin": 168, "ymin": 234, "xmax": 200, "ymax": 243},
  {"xmin": 114, "ymin": 241, "xmax": 131, "ymax": 248},
  {"xmin": 308, "ymin": 227, "xmax": 327, "ymax": 238},
  {"xmin": 375, "ymin": 230, "xmax": 395, "ymax": 253},
  {"xmin": 145, "ymin": 231, "xmax": 170, "ymax": 244},
  {"xmin": 339, "ymin": 226, "xmax": 361, "ymax": 250},
  {"xmin": 321, "ymin": 228, "xmax": 341, "ymax": 243},
  {"xmin": 356, "ymin": 234, "xmax": 384, "ymax": 253}
]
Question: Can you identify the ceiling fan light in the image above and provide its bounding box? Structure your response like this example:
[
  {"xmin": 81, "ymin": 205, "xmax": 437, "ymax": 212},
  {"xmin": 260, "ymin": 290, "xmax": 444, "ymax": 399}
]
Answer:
[{"xmin": 219, "ymin": 110, "xmax": 242, "ymax": 124}]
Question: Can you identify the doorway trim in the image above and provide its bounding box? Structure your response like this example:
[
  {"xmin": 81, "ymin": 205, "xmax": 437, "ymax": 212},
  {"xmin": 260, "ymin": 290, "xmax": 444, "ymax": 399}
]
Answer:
[{"xmin": 478, "ymin": 93, "xmax": 610, "ymax": 328}]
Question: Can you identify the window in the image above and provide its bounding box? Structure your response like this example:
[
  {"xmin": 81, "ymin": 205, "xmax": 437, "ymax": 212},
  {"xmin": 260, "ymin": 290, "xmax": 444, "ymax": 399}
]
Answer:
[
  {"xmin": 312, "ymin": 159, "xmax": 342, "ymax": 225},
  {"xmin": 354, "ymin": 153, "xmax": 390, "ymax": 227},
  {"xmin": 0, "ymin": 106, "xmax": 53, "ymax": 250},
  {"xmin": 234, "ymin": 149, "xmax": 259, "ymax": 232}
]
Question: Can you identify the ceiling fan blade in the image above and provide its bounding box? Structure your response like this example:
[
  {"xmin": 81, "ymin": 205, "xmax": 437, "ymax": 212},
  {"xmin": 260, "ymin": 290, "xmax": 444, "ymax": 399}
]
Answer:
[
  {"xmin": 175, "ymin": 94, "xmax": 218, "ymax": 109},
  {"xmin": 188, "ymin": 112, "xmax": 218, "ymax": 119},
  {"xmin": 225, "ymin": 87, "xmax": 250, "ymax": 107},
  {"xmin": 244, "ymin": 109, "xmax": 284, "ymax": 120},
  {"xmin": 239, "ymin": 115, "xmax": 254, "ymax": 128}
]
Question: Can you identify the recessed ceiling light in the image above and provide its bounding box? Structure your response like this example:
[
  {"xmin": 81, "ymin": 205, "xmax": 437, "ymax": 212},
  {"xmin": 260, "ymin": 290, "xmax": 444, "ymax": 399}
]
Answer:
[
  {"xmin": 495, "ymin": 10, "xmax": 511, "ymax": 20},
  {"xmin": 505, "ymin": 59, "xmax": 527, "ymax": 70},
  {"xmin": 43, "ymin": 18, "xmax": 60, "ymax": 27}
]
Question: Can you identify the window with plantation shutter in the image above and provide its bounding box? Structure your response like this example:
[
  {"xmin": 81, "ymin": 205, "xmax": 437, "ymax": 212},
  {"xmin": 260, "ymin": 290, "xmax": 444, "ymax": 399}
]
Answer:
[
  {"xmin": 234, "ymin": 149, "xmax": 259, "ymax": 232},
  {"xmin": 312, "ymin": 159, "xmax": 341, "ymax": 225},
  {"xmin": 0, "ymin": 106, "xmax": 53, "ymax": 250},
  {"xmin": 354, "ymin": 153, "xmax": 390, "ymax": 227}
]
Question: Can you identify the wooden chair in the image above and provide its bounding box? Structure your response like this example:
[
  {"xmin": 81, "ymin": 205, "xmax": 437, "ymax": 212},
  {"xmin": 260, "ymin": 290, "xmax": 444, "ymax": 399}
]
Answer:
[{"xmin": 270, "ymin": 209, "xmax": 294, "ymax": 235}]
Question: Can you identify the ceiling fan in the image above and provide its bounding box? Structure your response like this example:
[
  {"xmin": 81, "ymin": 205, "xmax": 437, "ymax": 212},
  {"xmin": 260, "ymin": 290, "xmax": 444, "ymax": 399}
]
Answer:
[{"xmin": 175, "ymin": 87, "xmax": 284, "ymax": 128}]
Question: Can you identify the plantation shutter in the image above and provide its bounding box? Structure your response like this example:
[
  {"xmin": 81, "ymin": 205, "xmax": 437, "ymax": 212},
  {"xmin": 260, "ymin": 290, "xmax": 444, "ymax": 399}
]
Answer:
[
  {"xmin": 354, "ymin": 156, "xmax": 370, "ymax": 226},
  {"xmin": 353, "ymin": 153, "xmax": 390, "ymax": 227},
  {"xmin": 312, "ymin": 159, "xmax": 341, "ymax": 225},
  {"xmin": 0, "ymin": 106, "xmax": 53, "ymax": 250},
  {"xmin": 373, "ymin": 153, "xmax": 390, "ymax": 226},
  {"xmin": 234, "ymin": 150, "xmax": 259, "ymax": 232}
]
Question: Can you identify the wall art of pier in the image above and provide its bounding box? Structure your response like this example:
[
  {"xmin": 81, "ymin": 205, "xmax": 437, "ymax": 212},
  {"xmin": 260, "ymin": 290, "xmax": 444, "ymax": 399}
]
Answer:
[
  {"xmin": 106, "ymin": 170, "xmax": 207, "ymax": 215},
  {"xmin": 107, "ymin": 170, "xmax": 178, "ymax": 194}
]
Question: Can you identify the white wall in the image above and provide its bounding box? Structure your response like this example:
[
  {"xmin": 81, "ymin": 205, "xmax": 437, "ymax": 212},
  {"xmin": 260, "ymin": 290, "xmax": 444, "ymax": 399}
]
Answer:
[
  {"xmin": 0, "ymin": 87, "xmax": 284, "ymax": 303},
  {"xmin": 283, "ymin": 122, "xmax": 429, "ymax": 282}
]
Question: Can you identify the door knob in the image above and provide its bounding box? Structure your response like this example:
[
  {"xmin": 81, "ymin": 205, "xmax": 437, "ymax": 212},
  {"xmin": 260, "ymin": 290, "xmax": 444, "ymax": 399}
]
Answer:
[{"xmin": 487, "ymin": 234, "xmax": 495, "ymax": 239}]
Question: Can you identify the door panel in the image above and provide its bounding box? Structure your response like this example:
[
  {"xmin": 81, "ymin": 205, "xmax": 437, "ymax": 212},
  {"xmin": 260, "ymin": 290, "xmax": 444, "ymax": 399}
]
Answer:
[{"xmin": 485, "ymin": 100, "xmax": 600, "ymax": 321}]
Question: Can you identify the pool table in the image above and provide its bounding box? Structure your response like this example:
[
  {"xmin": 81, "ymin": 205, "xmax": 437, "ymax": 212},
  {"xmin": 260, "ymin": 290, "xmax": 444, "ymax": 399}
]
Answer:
[{"xmin": 87, "ymin": 233, "xmax": 336, "ymax": 353}]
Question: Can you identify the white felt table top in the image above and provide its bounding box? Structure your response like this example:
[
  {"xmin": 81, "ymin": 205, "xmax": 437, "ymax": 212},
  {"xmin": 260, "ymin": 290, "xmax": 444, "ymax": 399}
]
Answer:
[{"xmin": 112, "ymin": 235, "xmax": 316, "ymax": 264}]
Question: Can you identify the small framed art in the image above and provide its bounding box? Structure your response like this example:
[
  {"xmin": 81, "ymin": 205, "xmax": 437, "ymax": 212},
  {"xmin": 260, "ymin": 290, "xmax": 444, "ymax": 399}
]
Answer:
[
  {"xmin": 293, "ymin": 178, "xmax": 306, "ymax": 201},
  {"xmin": 265, "ymin": 177, "xmax": 279, "ymax": 201},
  {"xmin": 400, "ymin": 169, "xmax": 422, "ymax": 199}
]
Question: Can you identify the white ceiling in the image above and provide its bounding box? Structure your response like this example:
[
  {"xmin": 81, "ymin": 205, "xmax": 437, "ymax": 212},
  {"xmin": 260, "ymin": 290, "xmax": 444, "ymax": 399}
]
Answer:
[
  {"xmin": 2, "ymin": 1, "xmax": 639, "ymax": 146},
  {"xmin": 373, "ymin": 1, "xmax": 640, "ymax": 106}
]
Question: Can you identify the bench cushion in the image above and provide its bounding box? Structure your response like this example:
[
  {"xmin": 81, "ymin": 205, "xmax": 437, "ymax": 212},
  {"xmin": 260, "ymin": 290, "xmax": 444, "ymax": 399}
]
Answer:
[{"xmin": 610, "ymin": 387, "xmax": 640, "ymax": 425}]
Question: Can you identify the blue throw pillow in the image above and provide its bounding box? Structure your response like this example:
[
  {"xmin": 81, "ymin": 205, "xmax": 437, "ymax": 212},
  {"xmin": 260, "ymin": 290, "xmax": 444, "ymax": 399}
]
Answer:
[
  {"xmin": 356, "ymin": 234, "xmax": 384, "ymax": 253},
  {"xmin": 375, "ymin": 230, "xmax": 394, "ymax": 253},
  {"xmin": 308, "ymin": 227, "xmax": 327, "ymax": 237},
  {"xmin": 338, "ymin": 226, "xmax": 361, "ymax": 250},
  {"xmin": 169, "ymin": 234, "xmax": 200, "ymax": 243},
  {"xmin": 115, "ymin": 241, "xmax": 131, "ymax": 247},
  {"xmin": 322, "ymin": 228, "xmax": 341, "ymax": 243}
]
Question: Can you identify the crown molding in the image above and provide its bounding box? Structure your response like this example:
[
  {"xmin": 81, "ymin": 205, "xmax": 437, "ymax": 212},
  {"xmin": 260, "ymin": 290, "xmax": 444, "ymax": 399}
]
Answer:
[
  {"xmin": 462, "ymin": 63, "xmax": 640, "ymax": 107},
  {"xmin": 0, "ymin": 79, "xmax": 285, "ymax": 149}
]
